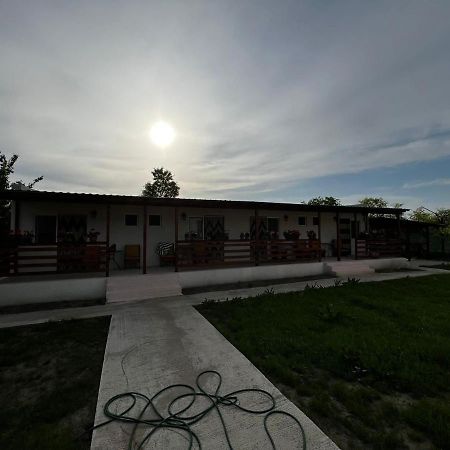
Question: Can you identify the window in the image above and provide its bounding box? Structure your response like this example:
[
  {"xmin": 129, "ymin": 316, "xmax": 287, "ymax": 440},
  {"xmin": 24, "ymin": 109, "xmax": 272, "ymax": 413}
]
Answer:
[
  {"xmin": 125, "ymin": 214, "xmax": 138, "ymax": 226},
  {"xmin": 149, "ymin": 215, "xmax": 161, "ymax": 226},
  {"xmin": 298, "ymin": 216, "xmax": 307, "ymax": 226},
  {"xmin": 35, "ymin": 215, "xmax": 57, "ymax": 244},
  {"xmin": 267, "ymin": 217, "xmax": 279, "ymax": 233},
  {"xmin": 188, "ymin": 217, "xmax": 203, "ymax": 239},
  {"xmin": 313, "ymin": 217, "xmax": 319, "ymax": 226}
]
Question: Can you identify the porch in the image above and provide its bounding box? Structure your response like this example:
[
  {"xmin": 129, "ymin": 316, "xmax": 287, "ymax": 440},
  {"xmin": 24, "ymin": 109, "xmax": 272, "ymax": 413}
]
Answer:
[
  {"xmin": 0, "ymin": 237, "xmax": 404, "ymax": 277},
  {"xmin": 0, "ymin": 189, "xmax": 410, "ymax": 278}
]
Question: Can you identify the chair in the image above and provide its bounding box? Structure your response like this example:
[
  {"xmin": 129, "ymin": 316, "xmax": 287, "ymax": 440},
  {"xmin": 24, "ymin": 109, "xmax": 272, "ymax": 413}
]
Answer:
[
  {"xmin": 156, "ymin": 242, "xmax": 175, "ymax": 266},
  {"xmin": 108, "ymin": 244, "xmax": 122, "ymax": 269},
  {"xmin": 124, "ymin": 245, "xmax": 140, "ymax": 269}
]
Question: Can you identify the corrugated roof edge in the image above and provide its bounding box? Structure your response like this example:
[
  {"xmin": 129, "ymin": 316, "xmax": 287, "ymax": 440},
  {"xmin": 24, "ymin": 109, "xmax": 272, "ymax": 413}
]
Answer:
[{"xmin": 0, "ymin": 189, "xmax": 409, "ymax": 214}]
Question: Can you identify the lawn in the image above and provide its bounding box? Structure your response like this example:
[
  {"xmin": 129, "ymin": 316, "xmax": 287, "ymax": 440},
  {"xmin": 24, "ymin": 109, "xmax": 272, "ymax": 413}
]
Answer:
[
  {"xmin": 197, "ymin": 274, "xmax": 450, "ymax": 450},
  {"xmin": 0, "ymin": 316, "xmax": 110, "ymax": 450}
]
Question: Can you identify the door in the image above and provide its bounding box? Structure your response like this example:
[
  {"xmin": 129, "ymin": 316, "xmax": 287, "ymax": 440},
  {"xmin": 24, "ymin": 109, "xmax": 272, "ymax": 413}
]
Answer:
[
  {"xmin": 340, "ymin": 218, "xmax": 351, "ymax": 256},
  {"xmin": 57, "ymin": 215, "xmax": 87, "ymax": 243},
  {"xmin": 250, "ymin": 216, "xmax": 268, "ymax": 239},
  {"xmin": 204, "ymin": 216, "xmax": 225, "ymax": 240},
  {"xmin": 35, "ymin": 216, "xmax": 57, "ymax": 244}
]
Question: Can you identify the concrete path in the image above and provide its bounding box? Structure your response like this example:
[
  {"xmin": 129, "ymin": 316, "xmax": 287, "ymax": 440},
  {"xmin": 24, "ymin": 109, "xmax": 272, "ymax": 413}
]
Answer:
[{"xmin": 90, "ymin": 300, "xmax": 338, "ymax": 449}]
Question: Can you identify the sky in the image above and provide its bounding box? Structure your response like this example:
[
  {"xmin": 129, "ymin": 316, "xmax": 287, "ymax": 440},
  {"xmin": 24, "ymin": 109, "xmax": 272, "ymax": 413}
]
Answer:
[{"xmin": 1, "ymin": 0, "xmax": 450, "ymax": 212}]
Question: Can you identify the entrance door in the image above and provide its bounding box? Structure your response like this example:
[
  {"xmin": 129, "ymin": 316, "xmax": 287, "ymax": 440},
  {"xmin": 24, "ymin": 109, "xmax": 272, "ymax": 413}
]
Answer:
[
  {"xmin": 204, "ymin": 216, "xmax": 225, "ymax": 240},
  {"xmin": 250, "ymin": 216, "xmax": 268, "ymax": 239},
  {"xmin": 57, "ymin": 215, "xmax": 87, "ymax": 243},
  {"xmin": 339, "ymin": 218, "xmax": 351, "ymax": 256},
  {"xmin": 35, "ymin": 216, "xmax": 57, "ymax": 244}
]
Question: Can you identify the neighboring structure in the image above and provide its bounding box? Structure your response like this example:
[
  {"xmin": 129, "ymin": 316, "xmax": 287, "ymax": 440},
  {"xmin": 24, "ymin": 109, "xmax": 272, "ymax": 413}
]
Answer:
[{"xmin": 0, "ymin": 190, "xmax": 409, "ymax": 276}]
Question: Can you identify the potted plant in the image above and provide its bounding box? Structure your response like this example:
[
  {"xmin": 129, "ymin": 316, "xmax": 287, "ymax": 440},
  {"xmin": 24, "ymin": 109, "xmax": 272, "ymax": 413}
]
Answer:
[
  {"xmin": 9, "ymin": 229, "xmax": 34, "ymax": 245},
  {"xmin": 307, "ymin": 230, "xmax": 317, "ymax": 240},
  {"xmin": 87, "ymin": 228, "xmax": 100, "ymax": 243},
  {"xmin": 283, "ymin": 230, "xmax": 300, "ymax": 240}
]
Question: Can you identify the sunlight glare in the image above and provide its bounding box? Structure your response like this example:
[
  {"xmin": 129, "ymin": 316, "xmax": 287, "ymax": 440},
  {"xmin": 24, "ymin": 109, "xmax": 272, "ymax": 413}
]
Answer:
[{"xmin": 149, "ymin": 121, "xmax": 176, "ymax": 148}]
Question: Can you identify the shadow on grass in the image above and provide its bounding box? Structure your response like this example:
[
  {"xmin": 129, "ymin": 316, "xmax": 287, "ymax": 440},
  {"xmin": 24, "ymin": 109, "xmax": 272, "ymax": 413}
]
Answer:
[{"xmin": 0, "ymin": 316, "xmax": 111, "ymax": 450}]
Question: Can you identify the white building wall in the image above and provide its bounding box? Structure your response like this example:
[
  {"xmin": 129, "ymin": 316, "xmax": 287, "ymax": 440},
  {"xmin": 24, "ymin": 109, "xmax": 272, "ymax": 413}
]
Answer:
[
  {"xmin": 15, "ymin": 201, "xmax": 365, "ymax": 269},
  {"xmin": 18, "ymin": 201, "xmax": 108, "ymax": 239}
]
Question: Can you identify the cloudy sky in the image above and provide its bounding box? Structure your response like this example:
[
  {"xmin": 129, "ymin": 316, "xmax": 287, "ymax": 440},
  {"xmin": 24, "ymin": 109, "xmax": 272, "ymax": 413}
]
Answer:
[{"xmin": 1, "ymin": 0, "xmax": 449, "ymax": 210}]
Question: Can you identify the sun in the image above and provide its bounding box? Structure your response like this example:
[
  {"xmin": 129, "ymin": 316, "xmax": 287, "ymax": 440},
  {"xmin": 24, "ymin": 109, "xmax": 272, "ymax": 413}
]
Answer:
[{"xmin": 149, "ymin": 121, "xmax": 176, "ymax": 148}]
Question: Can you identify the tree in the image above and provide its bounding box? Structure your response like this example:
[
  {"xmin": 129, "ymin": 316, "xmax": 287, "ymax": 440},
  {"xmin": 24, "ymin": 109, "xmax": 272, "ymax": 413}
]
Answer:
[
  {"xmin": 1, "ymin": 152, "xmax": 43, "ymax": 234},
  {"xmin": 0, "ymin": 152, "xmax": 43, "ymax": 191},
  {"xmin": 410, "ymin": 207, "xmax": 450, "ymax": 254},
  {"xmin": 142, "ymin": 167, "xmax": 180, "ymax": 198},
  {"xmin": 307, "ymin": 196, "xmax": 341, "ymax": 206},
  {"xmin": 358, "ymin": 197, "xmax": 388, "ymax": 208}
]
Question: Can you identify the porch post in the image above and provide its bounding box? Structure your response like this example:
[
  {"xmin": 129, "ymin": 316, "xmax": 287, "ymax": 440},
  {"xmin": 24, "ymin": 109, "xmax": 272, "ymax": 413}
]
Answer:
[
  {"xmin": 317, "ymin": 211, "xmax": 322, "ymax": 261},
  {"xmin": 105, "ymin": 204, "xmax": 110, "ymax": 277},
  {"xmin": 406, "ymin": 227, "xmax": 411, "ymax": 261},
  {"xmin": 425, "ymin": 224, "xmax": 430, "ymax": 257},
  {"xmin": 336, "ymin": 210, "xmax": 341, "ymax": 261},
  {"xmin": 354, "ymin": 212, "xmax": 358, "ymax": 260},
  {"xmin": 396, "ymin": 213, "xmax": 401, "ymax": 238},
  {"xmin": 13, "ymin": 200, "xmax": 20, "ymax": 275},
  {"xmin": 14, "ymin": 200, "xmax": 20, "ymax": 232},
  {"xmin": 254, "ymin": 209, "xmax": 259, "ymax": 266},
  {"xmin": 142, "ymin": 205, "xmax": 147, "ymax": 274},
  {"xmin": 174, "ymin": 207, "xmax": 179, "ymax": 272}
]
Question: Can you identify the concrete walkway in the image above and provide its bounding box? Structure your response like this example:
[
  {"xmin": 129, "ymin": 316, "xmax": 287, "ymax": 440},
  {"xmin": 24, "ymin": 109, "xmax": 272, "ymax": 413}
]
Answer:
[{"xmin": 90, "ymin": 300, "xmax": 338, "ymax": 449}]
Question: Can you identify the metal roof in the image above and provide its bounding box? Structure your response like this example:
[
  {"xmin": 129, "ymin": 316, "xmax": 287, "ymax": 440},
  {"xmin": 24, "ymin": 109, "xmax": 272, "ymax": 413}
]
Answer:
[{"xmin": 0, "ymin": 189, "xmax": 409, "ymax": 214}]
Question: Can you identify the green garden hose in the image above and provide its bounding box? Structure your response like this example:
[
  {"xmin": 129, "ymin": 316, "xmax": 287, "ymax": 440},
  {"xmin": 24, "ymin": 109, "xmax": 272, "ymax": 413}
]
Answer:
[{"xmin": 88, "ymin": 370, "xmax": 307, "ymax": 449}]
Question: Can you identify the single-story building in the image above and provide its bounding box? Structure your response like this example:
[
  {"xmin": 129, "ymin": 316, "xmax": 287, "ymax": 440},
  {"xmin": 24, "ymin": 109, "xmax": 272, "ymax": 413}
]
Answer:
[{"xmin": 0, "ymin": 189, "xmax": 409, "ymax": 277}]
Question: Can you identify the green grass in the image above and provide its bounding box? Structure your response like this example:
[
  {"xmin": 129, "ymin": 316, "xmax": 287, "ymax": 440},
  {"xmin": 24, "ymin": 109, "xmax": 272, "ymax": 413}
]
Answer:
[
  {"xmin": 0, "ymin": 316, "xmax": 110, "ymax": 450},
  {"xmin": 197, "ymin": 274, "xmax": 450, "ymax": 449}
]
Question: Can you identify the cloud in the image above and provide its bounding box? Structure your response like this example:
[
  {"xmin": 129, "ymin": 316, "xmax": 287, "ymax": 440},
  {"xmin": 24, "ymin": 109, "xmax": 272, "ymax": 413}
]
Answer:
[
  {"xmin": 1, "ymin": 0, "xmax": 450, "ymax": 203},
  {"xmin": 403, "ymin": 178, "xmax": 450, "ymax": 189}
]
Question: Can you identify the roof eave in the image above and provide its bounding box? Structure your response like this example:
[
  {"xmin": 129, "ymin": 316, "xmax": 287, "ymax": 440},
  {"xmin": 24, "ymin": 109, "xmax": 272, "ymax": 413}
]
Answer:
[{"xmin": 0, "ymin": 190, "xmax": 409, "ymax": 214}]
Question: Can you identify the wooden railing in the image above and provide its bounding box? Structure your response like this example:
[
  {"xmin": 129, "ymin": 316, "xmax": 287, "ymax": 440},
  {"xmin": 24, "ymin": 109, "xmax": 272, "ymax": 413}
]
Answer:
[
  {"xmin": 356, "ymin": 239, "xmax": 402, "ymax": 259},
  {"xmin": 176, "ymin": 239, "xmax": 321, "ymax": 269},
  {"xmin": 0, "ymin": 242, "xmax": 108, "ymax": 276}
]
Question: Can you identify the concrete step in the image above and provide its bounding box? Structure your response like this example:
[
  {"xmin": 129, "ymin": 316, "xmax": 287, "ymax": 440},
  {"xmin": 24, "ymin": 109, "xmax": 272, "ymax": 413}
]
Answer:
[
  {"xmin": 106, "ymin": 273, "xmax": 182, "ymax": 303},
  {"xmin": 325, "ymin": 260, "xmax": 375, "ymax": 277}
]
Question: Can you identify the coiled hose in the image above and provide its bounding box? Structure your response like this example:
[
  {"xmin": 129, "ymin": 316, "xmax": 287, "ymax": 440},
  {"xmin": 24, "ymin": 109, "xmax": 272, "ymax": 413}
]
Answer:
[{"xmin": 88, "ymin": 370, "xmax": 307, "ymax": 449}]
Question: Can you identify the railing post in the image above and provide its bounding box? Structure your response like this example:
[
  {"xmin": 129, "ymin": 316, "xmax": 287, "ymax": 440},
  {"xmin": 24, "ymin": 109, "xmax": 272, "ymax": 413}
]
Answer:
[
  {"xmin": 254, "ymin": 209, "xmax": 259, "ymax": 266},
  {"xmin": 425, "ymin": 224, "xmax": 430, "ymax": 257},
  {"xmin": 336, "ymin": 210, "xmax": 341, "ymax": 261},
  {"xmin": 406, "ymin": 228, "xmax": 411, "ymax": 261},
  {"xmin": 174, "ymin": 207, "xmax": 179, "ymax": 272},
  {"xmin": 317, "ymin": 211, "xmax": 322, "ymax": 261},
  {"xmin": 142, "ymin": 205, "xmax": 147, "ymax": 274},
  {"xmin": 353, "ymin": 212, "xmax": 358, "ymax": 260},
  {"xmin": 13, "ymin": 245, "xmax": 18, "ymax": 275},
  {"xmin": 105, "ymin": 204, "xmax": 110, "ymax": 277}
]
